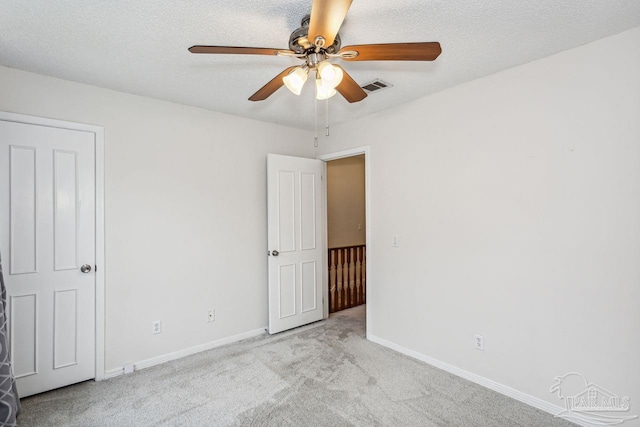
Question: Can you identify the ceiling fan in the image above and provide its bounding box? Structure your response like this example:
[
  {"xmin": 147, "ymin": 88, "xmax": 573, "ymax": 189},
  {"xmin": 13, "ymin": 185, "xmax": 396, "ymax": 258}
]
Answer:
[{"xmin": 189, "ymin": 0, "xmax": 441, "ymax": 104}]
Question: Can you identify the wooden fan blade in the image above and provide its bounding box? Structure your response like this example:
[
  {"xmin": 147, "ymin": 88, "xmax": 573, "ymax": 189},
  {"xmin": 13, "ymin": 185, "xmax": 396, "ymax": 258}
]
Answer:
[
  {"xmin": 189, "ymin": 45, "xmax": 292, "ymax": 56},
  {"xmin": 249, "ymin": 66, "xmax": 298, "ymax": 102},
  {"xmin": 339, "ymin": 42, "xmax": 442, "ymax": 61},
  {"xmin": 334, "ymin": 66, "xmax": 367, "ymax": 103},
  {"xmin": 308, "ymin": 0, "xmax": 353, "ymax": 48}
]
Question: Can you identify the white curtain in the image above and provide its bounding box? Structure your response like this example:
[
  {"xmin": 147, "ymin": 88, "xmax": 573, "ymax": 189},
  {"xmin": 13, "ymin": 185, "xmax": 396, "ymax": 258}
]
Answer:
[{"xmin": 0, "ymin": 252, "xmax": 19, "ymax": 426}]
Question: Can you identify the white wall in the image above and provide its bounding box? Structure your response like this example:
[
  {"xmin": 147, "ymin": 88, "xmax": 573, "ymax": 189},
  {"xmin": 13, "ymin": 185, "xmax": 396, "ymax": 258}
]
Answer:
[
  {"xmin": 317, "ymin": 27, "xmax": 640, "ymax": 416},
  {"xmin": 2, "ymin": 24, "xmax": 638, "ymax": 418},
  {"xmin": 327, "ymin": 155, "xmax": 366, "ymax": 248},
  {"xmin": 0, "ymin": 65, "xmax": 314, "ymax": 371}
]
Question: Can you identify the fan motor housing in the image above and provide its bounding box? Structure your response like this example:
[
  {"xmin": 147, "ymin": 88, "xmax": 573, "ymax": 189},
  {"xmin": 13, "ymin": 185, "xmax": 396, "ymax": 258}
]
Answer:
[{"xmin": 289, "ymin": 14, "xmax": 341, "ymax": 54}]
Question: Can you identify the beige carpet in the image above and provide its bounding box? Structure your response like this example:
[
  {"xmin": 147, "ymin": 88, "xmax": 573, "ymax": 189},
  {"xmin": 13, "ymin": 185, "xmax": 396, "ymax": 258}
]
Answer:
[{"xmin": 18, "ymin": 306, "xmax": 573, "ymax": 426}]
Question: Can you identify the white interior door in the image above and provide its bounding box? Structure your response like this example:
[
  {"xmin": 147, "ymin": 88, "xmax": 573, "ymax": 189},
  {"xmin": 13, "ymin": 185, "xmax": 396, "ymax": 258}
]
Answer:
[
  {"xmin": 0, "ymin": 120, "xmax": 96, "ymax": 397},
  {"xmin": 267, "ymin": 154, "xmax": 324, "ymax": 334}
]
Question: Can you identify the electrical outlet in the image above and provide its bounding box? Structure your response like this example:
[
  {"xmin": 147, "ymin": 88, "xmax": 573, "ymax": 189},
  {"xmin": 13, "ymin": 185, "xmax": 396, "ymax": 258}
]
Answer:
[
  {"xmin": 475, "ymin": 334, "xmax": 484, "ymax": 351},
  {"xmin": 392, "ymin": 234, "xmax": 399, "ymax": 247},
  {"xmin": 207, "ymin": 309, "xmax": 215, "ymax": 323},
  {"xmin": 152, "ymin": 320, "xmax": 162, "ymax": 335}
]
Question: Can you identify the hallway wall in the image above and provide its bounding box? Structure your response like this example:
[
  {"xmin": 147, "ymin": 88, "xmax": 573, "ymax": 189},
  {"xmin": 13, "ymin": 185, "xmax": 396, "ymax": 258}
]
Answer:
[{"xmin": 327, "ymin": 155, "xmax": 366, "ymax": 248}]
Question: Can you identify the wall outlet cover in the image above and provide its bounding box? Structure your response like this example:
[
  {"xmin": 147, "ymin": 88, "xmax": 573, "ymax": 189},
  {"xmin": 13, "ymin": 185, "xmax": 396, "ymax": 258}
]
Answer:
[{"xmin": 475, "ymin": 334, "xmax": 484, "ymax": 351}]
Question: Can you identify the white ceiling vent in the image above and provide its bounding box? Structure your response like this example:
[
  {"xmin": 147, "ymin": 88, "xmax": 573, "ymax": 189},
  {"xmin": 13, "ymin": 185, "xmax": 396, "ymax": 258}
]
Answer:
[{"xmin": 361, "ymin": 79, "xmax": 393, "ymax": 94}]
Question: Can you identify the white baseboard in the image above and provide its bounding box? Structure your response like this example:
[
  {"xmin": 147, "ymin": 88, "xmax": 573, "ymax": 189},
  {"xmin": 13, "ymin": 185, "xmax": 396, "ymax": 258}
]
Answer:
[
  {"xmin": 104, "ymin": 367, "xmax": 124, "ymax": 380},
  {"xmin": 367, "ymin": 334, "xmax": 588, "ymax": 427},
  {"xmin": 102, "ymin": 327, "xmax": 267, "ymax": 380}
]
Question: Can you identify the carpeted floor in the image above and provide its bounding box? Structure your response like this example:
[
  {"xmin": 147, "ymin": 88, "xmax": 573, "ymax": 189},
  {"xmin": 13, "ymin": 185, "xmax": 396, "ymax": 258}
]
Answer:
[{"xmin": 18, "ymin": 306, "xmax": 573, "ymax": 426}]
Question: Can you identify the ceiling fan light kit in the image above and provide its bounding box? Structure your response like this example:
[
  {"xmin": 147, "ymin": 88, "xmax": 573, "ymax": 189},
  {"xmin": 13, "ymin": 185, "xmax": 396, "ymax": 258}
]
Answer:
[
  {"xmin": 318, "ymin": 61, "xmax": 343, "ymax": 88},
  {"xmin": 188, "ymin": 0, "xmax": 441, "ymax": 141},
  {"xmin": 281, "ymin": 57, "xmax": 343, "ymax": 100},
  {"xmin": 283, "ymin": 66, "xmax": 309, "ymax": 96},
  {"xmin": 315, "ymin": 75, "xmax": 337, "ymax": 100},
  {"xmin": 189, "ymin": 0, "xmax": 441, "ymax": 103}
]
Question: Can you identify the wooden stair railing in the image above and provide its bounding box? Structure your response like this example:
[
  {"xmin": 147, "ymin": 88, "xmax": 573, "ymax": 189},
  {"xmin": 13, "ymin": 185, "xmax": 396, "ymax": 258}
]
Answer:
[{"xmin": 328, "ymin": 245, "xmax": 366, "ymax": 313}]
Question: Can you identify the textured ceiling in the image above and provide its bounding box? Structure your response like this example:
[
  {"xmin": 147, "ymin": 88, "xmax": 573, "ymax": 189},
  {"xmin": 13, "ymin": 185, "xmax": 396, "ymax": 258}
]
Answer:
[{"xmin": 1, "ymin": 1, "xmax": 639, "ymax": 130}]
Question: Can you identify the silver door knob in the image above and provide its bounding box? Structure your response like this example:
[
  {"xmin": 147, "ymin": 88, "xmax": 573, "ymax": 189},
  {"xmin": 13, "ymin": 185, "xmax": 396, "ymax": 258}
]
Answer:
[
  {"xmin": 80, "ymin": 264, "xmax": 92, "ymax": 273},
  {"xmin": 271, "ymin": 250, "xmax": 279, "ymax": 257}
]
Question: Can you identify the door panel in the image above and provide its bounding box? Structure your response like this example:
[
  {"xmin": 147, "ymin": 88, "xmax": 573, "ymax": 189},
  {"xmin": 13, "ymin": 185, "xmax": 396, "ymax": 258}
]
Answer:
[
  {"xmin": 53, "ymin": 288, "xmax": 78, "ymax": 368},
  {"xmin": 0, "ymin": 120, "xmax": 95, "ymax": 397},
  {"xmin": 53, "ymin": 150, "xmax": 79, "ymax": 271},
  {"xmin": 301, "ymin": 260, "xmax": 317, "ymax": 312},
  {"xmin": 267, "ymin": 154, "xmax": 324, "ymax": 334},
  {"xmin": 300, "ymin": 172, "xmax": 317, "ymax": 250},
  {"xmin": 9, "ymin": 293, "xmax": 37, "ymax": 378},
  {"xmin": 278, "ymin": 264, "xmax": 296, "ymax": 318},
  {"xmin": 9, "ymin": 146, "xmax": 37, "ymax": 274},
  {"xmin": 278, "ymin": 170, "xmax": 296, "ymax": 253}
]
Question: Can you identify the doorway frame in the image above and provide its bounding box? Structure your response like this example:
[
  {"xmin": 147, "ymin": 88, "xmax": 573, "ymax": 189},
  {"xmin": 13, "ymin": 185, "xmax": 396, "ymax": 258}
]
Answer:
[
  {"xmin": 0, "ymin": 110, "xmax": 106, "ymax": 381},
  {"xmin": 317, "ymin": 146, "xmax": 371, "ymax": 339}
]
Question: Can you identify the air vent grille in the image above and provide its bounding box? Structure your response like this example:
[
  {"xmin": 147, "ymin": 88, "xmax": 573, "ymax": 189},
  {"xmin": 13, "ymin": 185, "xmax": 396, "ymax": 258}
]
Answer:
[{"xmin": 361, "ymin": 79, "xmax": 393, "ymax": 93}]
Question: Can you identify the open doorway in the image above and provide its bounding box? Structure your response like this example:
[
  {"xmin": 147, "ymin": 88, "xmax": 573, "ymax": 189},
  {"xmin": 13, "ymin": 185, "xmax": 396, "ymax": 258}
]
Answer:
[
  {"xmin": 326, "ymin": 155, "xmax": 366, "ymax": 313},
  {"xmin": 319, "ymin": 147, "xmax": 370, "ymax": 335}
]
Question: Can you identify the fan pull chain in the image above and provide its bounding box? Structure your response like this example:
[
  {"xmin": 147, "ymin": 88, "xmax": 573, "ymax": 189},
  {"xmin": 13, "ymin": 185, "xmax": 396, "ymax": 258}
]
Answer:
[
  {"xmin": 325, "ymin": 98, "xmax": 330, "ymax": 136},
  {"xmin": 314, "ymin": 96, "xmax": 318, "ymax": 147}
]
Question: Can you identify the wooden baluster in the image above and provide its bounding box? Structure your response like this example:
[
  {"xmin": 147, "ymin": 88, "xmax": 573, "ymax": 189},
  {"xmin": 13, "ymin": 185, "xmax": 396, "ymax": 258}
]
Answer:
[
  {"xmin": 360, "ymin": 246, "xmax": 367, "ymax": 304},
  {"xmin": 329, "ymin": 249, "xmax": 336, "ymax": 313},
  {"xmin": 362, "ymin": 246, "xmax": 366, "ymax": 304},
  {"xmin": 337, "ymin": 249, "xmax": 341, "ymax": 313},
  {"xmin": 328, "ymin": 249, "xmax": 333, "ymax": 313},
  {"xmin": 346, "ymin": 247, "xmax": 351, "ymax": 309},
  {"xmin": 353, "ymin": 247, "xmax": 358, "ymax": 306},
  {"xmin": 360, "ymin": 246, "xmax": 366, "ymax": 304},
  {"xmin": 353, "ymin": 247, "xmax": 357, "ymax": 307},
  {"xmin": 326, "ymin": 249, "xmax": 330, "ymax": 313},
  {"xmin": 349, "ymin": 247, "xmax": 355, "ymax": 308},
  {"xmin": 348, "ymin": 248, "xmax": 352, "ymax": 308},
  {"xmin": 334, "ymin": 249, "xmax": 340, "ymax": 312},
  {"xmin": 342, "ymin": 248, "xmax": 347, "ymax": 309},
  {"xmin": 348, "ymin": 247, "xmax": 352, "ymax": 308},
  {"xmin": 353, "ymin": 246, "xmax": 362, "ymax": 305},
  {"xmin": 336, "ymin": 249, "xmax": 340, "ymax": 311},
  {"xmin": 352, "ymin": 248, "xmax": 356, "ymax": 308},
  {"xmin": 358, "ymin": 246, "xmax": 364, "ymax": 304},
  {"xmin": 333, "ymin": 249, "xmax": 337, "ymax": 311}
]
